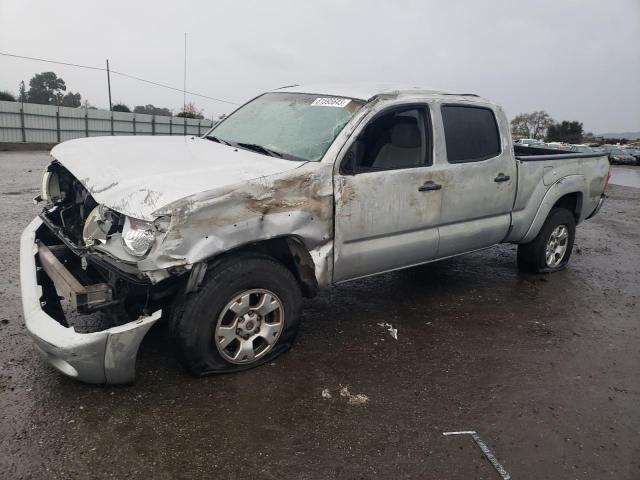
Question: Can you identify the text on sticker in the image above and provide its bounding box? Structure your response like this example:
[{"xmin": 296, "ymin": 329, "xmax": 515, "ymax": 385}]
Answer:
[{"xmin": 311, "ymin": 97, "xmax": 352, "ymax": 108}]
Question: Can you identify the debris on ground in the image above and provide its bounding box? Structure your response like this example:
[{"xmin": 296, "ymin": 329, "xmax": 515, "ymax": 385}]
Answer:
[
  {"xmin": 322, "ymin": 386, "xmax": 369, "ymax": 405},
  {"xmin": 339, "ymin": 386, "xmax": 369, "ymax": 406},
  {"xmin": 377, "ymin": 322, "xmax": 398, "ymax": 340}
]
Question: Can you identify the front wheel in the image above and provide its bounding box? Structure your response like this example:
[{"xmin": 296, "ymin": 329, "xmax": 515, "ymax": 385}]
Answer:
[
  {"xmin": 517, "ymin": 208, "xmax": 576, "ymax": 273},
  {"xmin": 171, "ymin": 253, "xmax": 302, "ymax": 376}
]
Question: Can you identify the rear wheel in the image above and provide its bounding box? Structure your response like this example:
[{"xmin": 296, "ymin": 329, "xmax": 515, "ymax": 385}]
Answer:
[
  {"xmin": 517, "ymin": 208, "xmax": 576, "ymax": 273},
  {"xmin": 171, "ymin": 253, "xmax": 302, "ymax": 376}
]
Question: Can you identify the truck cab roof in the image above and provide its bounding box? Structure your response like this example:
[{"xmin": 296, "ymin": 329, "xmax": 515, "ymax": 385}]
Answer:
[{"xmin": 273, "ymin": 83, "xmax": 492, "ymax": 105}]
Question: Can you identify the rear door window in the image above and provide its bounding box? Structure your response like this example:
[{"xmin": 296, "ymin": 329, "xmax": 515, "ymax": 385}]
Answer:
[{"xmin": 441, "ymin": 106, "xmax": 501, "ymax": 163}]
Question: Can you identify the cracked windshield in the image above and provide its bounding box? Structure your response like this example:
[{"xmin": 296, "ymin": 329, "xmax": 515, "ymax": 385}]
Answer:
[{"xmin": 208, "ymin": 92, "xmax": 364, "ymax": 161}]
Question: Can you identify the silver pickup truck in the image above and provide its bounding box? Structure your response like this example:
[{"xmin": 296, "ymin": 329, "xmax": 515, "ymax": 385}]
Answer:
[{"xmin": 20, "ymin": 84, "xmax": 611, "ymax": 384}]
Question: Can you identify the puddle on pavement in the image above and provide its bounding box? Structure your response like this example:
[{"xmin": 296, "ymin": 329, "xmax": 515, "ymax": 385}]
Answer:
[{"xmin": 610, "ymin": 167, "xmax": 640, "ymax": 188}]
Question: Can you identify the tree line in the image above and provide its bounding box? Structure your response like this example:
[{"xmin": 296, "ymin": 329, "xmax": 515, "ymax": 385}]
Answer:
[
  {"xmin": 510, "ymin": 111, "xmax": 588, "ymax": 143},
  {"xmin": 510, "ymin": 111, "xmax": 629, "ymax": 145},
  {"xmin": 0, "ymin": 71, "xmax": 205, "ymax": 119}
]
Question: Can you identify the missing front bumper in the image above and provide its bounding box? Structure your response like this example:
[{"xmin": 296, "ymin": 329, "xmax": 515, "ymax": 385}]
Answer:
[
  {"xmin": 37, "ymin": 241, "xmax": 113, "ymax": 312},
  {"xmin": 20, "ymin": 217, "xmax": 161, "ymax": 384}
]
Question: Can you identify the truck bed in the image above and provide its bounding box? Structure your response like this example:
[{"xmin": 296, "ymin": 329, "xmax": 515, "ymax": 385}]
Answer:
[{"xmin": 506, "ymin": 147, "xmax": 610, "ymax": 243}]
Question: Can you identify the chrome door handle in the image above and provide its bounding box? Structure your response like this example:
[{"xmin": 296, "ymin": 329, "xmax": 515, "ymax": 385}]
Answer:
[
  {"xmin": 418, "ymin": 181, "xmax": 442, "ymax": 192},
  {"xmin": 494, "ymin": 173, "xmax": 510, "ymax": 182}
]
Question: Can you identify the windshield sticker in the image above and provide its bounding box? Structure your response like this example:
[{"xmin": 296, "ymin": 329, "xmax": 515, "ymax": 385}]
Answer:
[{"xmin": 311, "ymin": 97, "xmax": 352, "ymax": 108}]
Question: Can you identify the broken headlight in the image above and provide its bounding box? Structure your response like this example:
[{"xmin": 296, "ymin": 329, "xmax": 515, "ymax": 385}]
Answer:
[
  {"xmin": 41, "ymin": 170, "xmax": 62, "ymax": 204},
  {"xmin": 83, "ymin": 205, "xmax": 117, "ymax": 246},
  {"xmin": 121, "ymin": 216, "xmax": 156, "ymax": 257}
]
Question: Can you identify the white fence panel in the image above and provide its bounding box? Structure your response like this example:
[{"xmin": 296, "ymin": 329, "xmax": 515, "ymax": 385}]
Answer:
[
  {"xmin": 171, "ymin": 117, "xmax": 185, "ymax": 136},
  {"xmin": 59, "ymin": 105, "xmax": 86, "ymax": 142},
  {"xmin": 113, "ymin": 110, "xmax": 133, "ymax": 136},
  {"xmin": 87, "ymin": 109, "xmax": 112, "ymax": 137},
  {"xmin": 186, "ymin": 118, "xmax": 206, "ymax": 136},
  {"xmin": 23, "ymin": 103, "xmax": 57, "ymax": 143},
  {"xmin": 155, "ymin": 115, "xmax": 171, "ymax": 135},
  {"xmin": 135, "ymin": 113, "xmax": 153, "ymax": 134},
  {"xmin": 0, "ymin": 101, "xmax": 22, "ymax": 142}
]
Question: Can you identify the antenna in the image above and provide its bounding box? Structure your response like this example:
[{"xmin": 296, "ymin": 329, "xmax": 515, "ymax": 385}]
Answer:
[{"xmin": 183, "ymin": 32, "xmax": 187, "ymax": 114}]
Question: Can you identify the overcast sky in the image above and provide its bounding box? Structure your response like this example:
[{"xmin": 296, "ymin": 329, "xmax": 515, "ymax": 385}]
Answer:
[{"xmin": 1, "ymin": 0, "xmax": 638, "ymax": 133}]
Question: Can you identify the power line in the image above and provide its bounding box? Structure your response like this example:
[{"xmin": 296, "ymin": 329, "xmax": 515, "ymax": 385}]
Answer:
[
  {"xmin": 110, "ymin": 69, "xmax": 239, "ymax": 106},
  {"xmin": 0, "ymin": 51, "xmax": 103, "ymax": 71},
  {"xmin": 0, "ymin": 51, "xmax": 240, "ymax": 106}
]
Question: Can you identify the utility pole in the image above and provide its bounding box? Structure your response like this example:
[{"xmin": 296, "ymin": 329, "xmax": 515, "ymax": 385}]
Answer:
[{"xmin": 106, "ymin": 59, "xmax": 113, "ymax": 111}]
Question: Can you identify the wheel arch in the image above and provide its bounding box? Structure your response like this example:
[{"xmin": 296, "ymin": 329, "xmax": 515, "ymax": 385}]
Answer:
[
  {"xmin": 186, "ymin": 235, "xmax": 319, "ymax": 298},
  {"xmin": 552, "ymin": 192, "xmax": 583, "ymax": 223},
  {"xmin": 519, "ymin": 175, "xmax": 586, "ymax": 244}
]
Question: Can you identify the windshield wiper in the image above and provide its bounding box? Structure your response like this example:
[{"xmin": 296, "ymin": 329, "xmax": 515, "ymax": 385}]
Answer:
[
  {"xmin": 236, "ymin": 142, "xmax": 283, "ymax": 158},
  {"xmin": 205, "ymin": 135, "xmax": 230, "ymax": 145},
  {"xmin": 209, "ymin": 139, "xmax": 303, "ymax": 161}
]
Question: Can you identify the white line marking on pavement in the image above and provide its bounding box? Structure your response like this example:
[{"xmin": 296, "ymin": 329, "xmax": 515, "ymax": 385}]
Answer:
[{"xmin": 443, "ymin": 430, "xmax": 511, "ymax": 480}]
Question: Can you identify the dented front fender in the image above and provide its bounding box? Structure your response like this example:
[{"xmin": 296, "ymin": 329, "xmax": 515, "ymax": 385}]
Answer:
[{"xmin": 145, "ymin": 162, "xmax": 336, "ymax": 287}]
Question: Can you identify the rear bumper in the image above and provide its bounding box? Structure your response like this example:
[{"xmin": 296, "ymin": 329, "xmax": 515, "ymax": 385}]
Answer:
[
  {"xmin": 20, "ymin": 217, "xmax": 161, "ymax": 384},
  {"xmin": 586, "ymin": 194, "xmax": 606, "ymax": 220}
]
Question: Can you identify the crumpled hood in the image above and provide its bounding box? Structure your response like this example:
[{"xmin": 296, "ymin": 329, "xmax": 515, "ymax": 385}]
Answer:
[{"xmin": 50, "ymin": 136, "xmax": 304, "ymax": 220}]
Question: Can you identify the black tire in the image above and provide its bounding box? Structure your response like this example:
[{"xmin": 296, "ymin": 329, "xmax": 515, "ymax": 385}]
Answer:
[
  {"xmin": 170, "ymin": 252, "xmax": 302, "ymax": 376},
  {"xmin": 517, "ymin": 208, "xmax": 576, "ymax": 273}
]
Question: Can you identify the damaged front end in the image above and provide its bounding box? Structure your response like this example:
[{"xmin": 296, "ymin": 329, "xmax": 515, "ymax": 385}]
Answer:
[
  {"xmin": 21, "ymin": 162, "xmax": 183, "ymax": 384},
  {"xmin": 22, "ymin": 137, "xmax": 337, "ymax": 383},
  {"xmin": 21, "ymin": 217, "xmax": 162, "ymax": 383}
]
